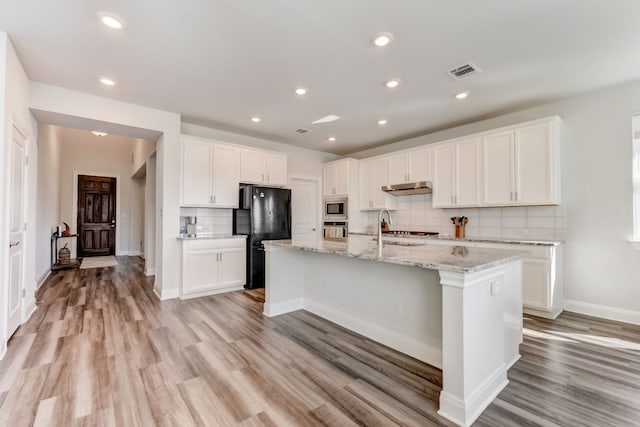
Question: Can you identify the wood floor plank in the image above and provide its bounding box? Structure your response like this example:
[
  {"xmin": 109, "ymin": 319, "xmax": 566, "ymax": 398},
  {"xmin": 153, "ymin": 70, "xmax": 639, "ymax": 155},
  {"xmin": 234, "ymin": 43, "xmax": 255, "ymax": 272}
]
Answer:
[{"xmin": 1, "ymin": 256, "xmax": 639, "ymax": 426}]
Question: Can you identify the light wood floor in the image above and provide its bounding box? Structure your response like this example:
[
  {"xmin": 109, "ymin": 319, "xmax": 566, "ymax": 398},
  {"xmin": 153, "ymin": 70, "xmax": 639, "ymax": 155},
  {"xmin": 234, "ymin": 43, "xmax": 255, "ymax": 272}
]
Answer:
[{"xmin": 1, "ymin": 257, "xmax": 639, "ymax": 426}]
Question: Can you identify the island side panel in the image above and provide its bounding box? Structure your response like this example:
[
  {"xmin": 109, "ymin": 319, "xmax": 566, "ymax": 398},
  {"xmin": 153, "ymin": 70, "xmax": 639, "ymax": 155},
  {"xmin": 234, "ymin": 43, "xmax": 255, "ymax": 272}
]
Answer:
[
  {"xmin": 438, "ymin": 263, "xmax": 516, "ymax": 427},
  {"xmin": 264, "ymin": 245, "xmax": 305, "ymax": 316},
  {"xmin": 300, "ymin": 250, "xmax": 444, "ymax": 368},
  {"xmin": 503, "ymin": 259, "xmax": 523, "ymax": 368}
]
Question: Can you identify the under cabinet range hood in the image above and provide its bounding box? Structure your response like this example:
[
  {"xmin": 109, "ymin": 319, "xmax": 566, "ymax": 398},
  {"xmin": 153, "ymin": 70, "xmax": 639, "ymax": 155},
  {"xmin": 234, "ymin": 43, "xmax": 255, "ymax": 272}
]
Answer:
[{"xmin": 381, "ymin": 181, "xmax": 433, "ymax": 196}]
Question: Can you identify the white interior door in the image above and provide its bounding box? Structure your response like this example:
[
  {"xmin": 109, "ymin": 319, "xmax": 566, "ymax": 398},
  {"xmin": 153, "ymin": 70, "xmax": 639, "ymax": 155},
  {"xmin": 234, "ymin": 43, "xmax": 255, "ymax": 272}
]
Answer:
[
  {"xmin": 289, "ymin": 176, "xmax": 319, "ymax": 241},
  {"xmin": 7, "ymin": 126, "xmax": 26, "ymax": 337}
]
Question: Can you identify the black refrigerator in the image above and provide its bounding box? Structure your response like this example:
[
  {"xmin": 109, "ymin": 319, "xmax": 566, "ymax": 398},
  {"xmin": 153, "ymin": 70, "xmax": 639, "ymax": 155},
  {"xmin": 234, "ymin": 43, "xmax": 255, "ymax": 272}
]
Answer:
[{"xmin": 233, "ymin": 184, "xmax": 291, "ymax": 289}]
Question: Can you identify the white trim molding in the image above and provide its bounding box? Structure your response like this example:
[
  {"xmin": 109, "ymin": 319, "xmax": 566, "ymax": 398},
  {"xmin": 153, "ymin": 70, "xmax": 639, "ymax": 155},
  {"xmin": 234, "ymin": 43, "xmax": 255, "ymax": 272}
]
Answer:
[{"xmin": 564, "ymin": 299, "xmax": 640, "ymax": 326}]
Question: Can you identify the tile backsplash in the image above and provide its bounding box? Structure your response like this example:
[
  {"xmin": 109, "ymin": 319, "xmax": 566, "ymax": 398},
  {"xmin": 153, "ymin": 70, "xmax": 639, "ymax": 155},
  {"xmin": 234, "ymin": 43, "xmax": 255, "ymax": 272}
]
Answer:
[
  {"xmin": 364, "ymin": 194, "xmax": 566, "ymax": 240},
  {"xmin": 180, "ymin": 207, "xmax": 233, "ymax": 235}
]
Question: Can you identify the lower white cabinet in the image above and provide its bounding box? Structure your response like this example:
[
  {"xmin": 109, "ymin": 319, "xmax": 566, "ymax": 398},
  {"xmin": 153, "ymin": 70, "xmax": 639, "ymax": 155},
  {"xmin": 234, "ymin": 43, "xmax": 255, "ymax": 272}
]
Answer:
[{"xmin": 181, "ymin": 238, "xmax": 246, "ymax": 299}]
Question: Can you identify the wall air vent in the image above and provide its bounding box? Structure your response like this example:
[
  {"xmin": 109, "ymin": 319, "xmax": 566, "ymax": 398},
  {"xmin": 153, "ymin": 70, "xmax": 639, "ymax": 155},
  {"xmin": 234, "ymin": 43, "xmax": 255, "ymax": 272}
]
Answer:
[
  {"xmin": 446, "ymin": 62, "xmax": 481, "ymax": 80},
  {"xmin": 295, "ymin": 128, "xmax": 311, "ymax": 134}
]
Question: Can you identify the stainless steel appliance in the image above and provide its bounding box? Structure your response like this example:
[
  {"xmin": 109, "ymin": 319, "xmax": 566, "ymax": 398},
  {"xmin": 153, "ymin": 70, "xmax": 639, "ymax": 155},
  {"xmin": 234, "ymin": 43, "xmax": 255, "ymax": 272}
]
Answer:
[
  {"xmin": 233, "ymin": 185, "xmax": 291, "ymax": 289},
  {"xmin": 323, "ymin": 221, "xmax": 348, "ymax": 239},
  {"xmin": 323, "ymin": 197, "xmax": 348, "ymax": 221},
  {"xmin": 381, "ymin": 181, "xmax": 433, "ymax": 195}
]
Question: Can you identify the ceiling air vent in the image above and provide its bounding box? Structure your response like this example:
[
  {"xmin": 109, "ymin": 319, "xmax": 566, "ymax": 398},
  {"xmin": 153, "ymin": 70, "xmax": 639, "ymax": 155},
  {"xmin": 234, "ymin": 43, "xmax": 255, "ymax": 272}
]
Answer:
[
  {"xmin": 446, "ymin": 62, "xmax": 481, "ymax": 80},
  {"xmin": 295, "ymin": 128, "xmax": 311, "ymax": 134}
]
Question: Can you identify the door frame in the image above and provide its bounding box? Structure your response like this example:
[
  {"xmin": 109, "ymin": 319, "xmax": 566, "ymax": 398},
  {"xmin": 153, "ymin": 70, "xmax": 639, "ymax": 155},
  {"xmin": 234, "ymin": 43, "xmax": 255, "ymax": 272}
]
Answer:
[
  {"xmin": 3, "ymin": 120, "xmax": 30, "ymax": 348},
  {"xmin": 72, "ymin": 171, "xmax": 122, "ymax": 256},
  {"xmin": 288, "ymin": 174, "xmax": 322, "ymax": 240}
]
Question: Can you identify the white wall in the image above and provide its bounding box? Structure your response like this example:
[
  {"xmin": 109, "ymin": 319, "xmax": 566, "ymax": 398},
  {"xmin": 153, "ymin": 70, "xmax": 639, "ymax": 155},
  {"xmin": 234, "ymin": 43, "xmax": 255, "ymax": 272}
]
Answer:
[
  {"xmin": 35, "ymin": 124, "xmax": 61, "ymax": 282},
  {"xmin": 181, "ymin": 123, "xmax": 339, "ymax": 178},
  {"xmin": 29, "ymin": 82, "xmax": 182, "ymax": 299},
  {"xmin": 351, "ymin": 80, "xmax": 640, "ymax": 323},
  {"xmin": 144, "ymin": 154, "xmax": 156, "ymax": 276},
  {"xmin": 131, "ymin": 138, "xmax": 155, "ymax": 176},
  {"xmin": 0, "ymin": 33, "xmax": 38, "ymax": 357},
  {"xmin": 130, "ymin": 176, "xmax": 144, "ymax": 256}
]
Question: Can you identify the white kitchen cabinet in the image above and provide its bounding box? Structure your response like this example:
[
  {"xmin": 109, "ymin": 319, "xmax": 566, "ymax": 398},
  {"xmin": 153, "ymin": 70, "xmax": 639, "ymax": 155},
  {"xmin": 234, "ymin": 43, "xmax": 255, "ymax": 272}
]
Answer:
[
  {"xmin": 359, "ymin": 158, "xmax": 397, "ymax": 210},
  {"xmin": 482, "ymin": 118, "xmax": 560, "ymax": 206},
  {"xmin": 240, "ymin": 148, "xmax": 288, "ymax": 186},
  {"xmin": 181, "ymin": 238, "xmax": 246, "ymax": 299},
  {"xmin": 323, "ymin": 158, "xmax": 352, "ymax": 196},
  {"xmin": 182, "ymin": 137, "xmax": 240, "ymax": 208},
  {"xmin": 386, "ymin": 147, "xmax": 432, "ymax": 185},
  {"xmin": 433, "ymin": 137, "xmax": 481, "ymax": 208}
]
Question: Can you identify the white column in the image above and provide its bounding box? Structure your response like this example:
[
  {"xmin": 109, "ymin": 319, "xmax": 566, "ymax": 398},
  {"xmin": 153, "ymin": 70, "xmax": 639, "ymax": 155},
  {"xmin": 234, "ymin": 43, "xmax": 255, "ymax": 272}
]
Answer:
[{"xmin": 437, "ymin": 264, "xmax": 513, "ymax": 427}]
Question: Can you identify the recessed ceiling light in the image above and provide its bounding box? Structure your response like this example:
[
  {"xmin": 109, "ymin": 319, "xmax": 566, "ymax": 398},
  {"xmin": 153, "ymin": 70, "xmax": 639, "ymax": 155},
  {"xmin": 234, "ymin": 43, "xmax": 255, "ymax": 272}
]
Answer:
[
  {"xmin": 372, "ymin": 32, "xmax": 393, "ymax": 47},
  {"xmin": 91, "ymin": 131, "xmax": 108, "ymax": 137},
  {"xmin": 97, "ymin": 12, "xmax": 125, "ymax": 30},
  {"xmin": 384, "ymin": 79, "xmax": 400, "ymax": 89},
  {"xmin": 377, "ymin": 119, "xmax": 388, "ymax": 126},
  {"xmin": 251, "ymin": 116, "xmax": 261, "ymax": 123},
  {"xmin": 294, "ymin": 87, "xmax": 308, "ymax": 95},
  {"xmin": 328, "ymin": 137, "xmax": 336, "ymax": 142},
  {"xmin": 99, "ymin": 77, "xmax": 116, "ymax": 86},
  {"xmin": 455, "ymin": 91, "xmax": 470, "ymax": 99}
]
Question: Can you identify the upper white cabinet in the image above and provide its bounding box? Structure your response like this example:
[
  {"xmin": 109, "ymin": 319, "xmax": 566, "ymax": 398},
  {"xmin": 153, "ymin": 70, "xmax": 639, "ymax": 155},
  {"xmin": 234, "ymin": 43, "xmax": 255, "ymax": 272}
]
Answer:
[
  {"xmin": 182, "ymin": 137, "xmax": 240, "ymax": 208},
  {"xmin": 482, "ymin": 118, "xmax": 560, "ymax": 206},
  {"xmin": 323, "ymin": 158, "xmax": 353, "ymax": 196},
  {"xmin": 240, "ymin": 148, "xmax": 288, "ymax": 187},
  {"xmin": 386, "ymin": 147, "xmax": 432, "ymax": 185},
  {"xmin": 433, "ymin": 137, "xmax": 481, "ymax": 208},
  {"xmin": 359, "ymin": 158, "xmax": 397, "ymax": 210}
]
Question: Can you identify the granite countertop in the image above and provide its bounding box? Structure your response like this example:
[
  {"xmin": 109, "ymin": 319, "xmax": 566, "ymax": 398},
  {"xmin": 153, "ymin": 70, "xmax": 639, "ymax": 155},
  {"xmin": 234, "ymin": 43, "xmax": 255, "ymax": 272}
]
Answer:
[
  {"xmin": 351, "ymin": 232, "xmax": 563, "ymax": 247},
  {"xmin": 177, "ymin": 234, "xmax": 247, "ymax": 240},
  {"xmin": 263, "ymin": 235, "xmax": 528, "ymax": 274}
]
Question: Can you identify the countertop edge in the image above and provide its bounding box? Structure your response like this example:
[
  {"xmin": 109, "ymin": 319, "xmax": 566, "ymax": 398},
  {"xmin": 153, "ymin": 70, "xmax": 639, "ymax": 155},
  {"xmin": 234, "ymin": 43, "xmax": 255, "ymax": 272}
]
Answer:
[
  {"xmin": 177, "ymin": 235, "xmax": 247, "ymax": 241},
  {"xmin": 349, "ymin": 232, "xmax": 563, "ymax": 246},
  {"xmin": 263, "ymin": 239, "xmax": 529, "ymax": 274}
]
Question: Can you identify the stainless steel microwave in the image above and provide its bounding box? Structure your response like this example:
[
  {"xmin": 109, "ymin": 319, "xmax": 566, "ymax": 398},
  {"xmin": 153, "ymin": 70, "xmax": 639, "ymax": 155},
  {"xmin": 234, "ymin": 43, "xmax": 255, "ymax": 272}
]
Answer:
[{"xmin": 323, "ymin": 197, "xmax": 348, "ymax": 221}]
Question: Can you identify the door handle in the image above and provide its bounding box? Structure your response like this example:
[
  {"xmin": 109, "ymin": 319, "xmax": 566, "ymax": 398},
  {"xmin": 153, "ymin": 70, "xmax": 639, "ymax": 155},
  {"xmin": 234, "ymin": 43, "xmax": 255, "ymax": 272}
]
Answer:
[
  {"xmin": 9, "ymin": 241, "xmax": 20, "ymax": 248},
  {"xmin": 110, "ymin": 225, "xmax": 116, "ymax": 228}
]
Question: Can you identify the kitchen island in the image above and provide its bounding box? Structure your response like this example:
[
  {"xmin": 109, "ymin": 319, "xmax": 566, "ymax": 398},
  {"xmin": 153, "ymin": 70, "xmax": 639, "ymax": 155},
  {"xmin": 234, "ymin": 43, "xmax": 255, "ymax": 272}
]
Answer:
[{"xmin": 263, "ymin": 235, "xmax": 527, "ymax": 427}]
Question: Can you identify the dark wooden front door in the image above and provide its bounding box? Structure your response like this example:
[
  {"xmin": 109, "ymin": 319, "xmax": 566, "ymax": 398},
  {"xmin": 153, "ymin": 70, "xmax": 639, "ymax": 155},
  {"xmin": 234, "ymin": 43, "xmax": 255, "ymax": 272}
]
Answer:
[{"xmin": 78, "ymin": 175, "xmax": 116, "ymax": 257}]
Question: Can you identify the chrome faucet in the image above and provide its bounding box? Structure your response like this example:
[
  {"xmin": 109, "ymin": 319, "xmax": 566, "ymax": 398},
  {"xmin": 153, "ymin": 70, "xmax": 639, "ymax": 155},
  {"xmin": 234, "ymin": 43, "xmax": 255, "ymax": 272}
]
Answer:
[{"xmin": 377, "ymin": 209, "xmax": 392, "ymax": 256}]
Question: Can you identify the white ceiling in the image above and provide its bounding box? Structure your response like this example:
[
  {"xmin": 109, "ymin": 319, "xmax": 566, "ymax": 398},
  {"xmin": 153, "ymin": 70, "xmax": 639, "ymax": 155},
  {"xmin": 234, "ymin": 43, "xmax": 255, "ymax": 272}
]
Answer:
[{"xmin": 2, "ymin": 1, "xmax": 640, "ymax": 155}]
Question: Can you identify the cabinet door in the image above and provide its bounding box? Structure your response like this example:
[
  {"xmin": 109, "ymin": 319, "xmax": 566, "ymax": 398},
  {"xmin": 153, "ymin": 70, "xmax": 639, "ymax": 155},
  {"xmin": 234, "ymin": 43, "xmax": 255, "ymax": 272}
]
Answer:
[
  {"xmin": 212, "ymin": 144, "xmax": 240, "ymax": 207},
  {"xmin": 323, "ymin": 163, "xmax": 337, "ymax": 196},
  {"xmin": 408, "ymin": 147, "xmax": 431, "ymax": 183},
  {"xmin": 335, "ymin": 161, "xmax": 350, "ymax": 195},
  {"xmin": 455, "ymin": 137, "xmax": 481, "ymax": 206},
  {"xmin": 359, "ymin": 159, "xmax": 374, "ymax": 210},
  {"xmin": 266, "ymin": 153, "xmax": 288, "ymax": 186},
  {"xmin": 182, "ymin": 139, "xmax": 213, "ymax": 206},
  {"xmin": 515, "ymin": 122, "xmax": 554, "ymax": 204},
  {"xmin": 372, "ymin": 157, "xmax": 389, "ymax": 208},
  {"xmin": 387, "ymin": 154, "xmax": 408, "ymax": 184},
  {"xmin": 482, "ymin": 130, "xmax": 514, "ymax": 205},
  {"xmin": 240, "ymin": 149, "xmax": 266, "ymax": 184},
  {"xmin": 217, "ymin": 247, "xmax": 246, "ymax": 288},
  {"xmin": 522, "ymin": 258, "xmax": 550, "ymax": 310},
  {"xmin": 183, "ymin": 248, "xmax": 220, "ymax": 294},
  {"xmin": 433, "ymin": 143, "xmax": 455, "ymax": 208}
]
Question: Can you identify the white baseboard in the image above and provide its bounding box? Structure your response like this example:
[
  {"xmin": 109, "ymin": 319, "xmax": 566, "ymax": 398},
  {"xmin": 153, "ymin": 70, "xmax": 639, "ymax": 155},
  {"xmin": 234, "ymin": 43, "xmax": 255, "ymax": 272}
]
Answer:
[
  {"xmin": 304, "ymin": 299, "xmax": 442, "ymax": 368},
  {"xmin": 523, "ymin": 306, "xmax": 563, "ymax": 320},
  {"xmin": 179, "ymin": 285, "xmax": 244, "ymax": 300},
  {"xmin": 564, "ymin": 299, "xmax": 640, "ymax": 326},
  {"xmin": 160, "ymin": 288, "xmax": 179, "ymax": 300},
  {"xmin": 36, "ymin": 270, "xmax": 51, "ymax": 288},
  {"xmin": 439, "ymin": 365, "xmax": 508, "ymax": 427},
  {"xmin": 128, "ymin": 251, "xmax": 142, "ymax": 257},
  {"xmin": 0, "ymin": 339, "xmax": 6, "ymax": 360},
  {"xmin": 24, "ymin": 301, "xmax": 37, "ymax": 322},
  {"xmin": 145, "ymin": 267, "xmax": 155, "ymax": 276},
  {"xmin": 116, "ymin": 250, "xmax": 128, "ymax": 256},
  {"xmin": 263, "ymin": 298, "xmax": 304, "ymax": 317}
]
